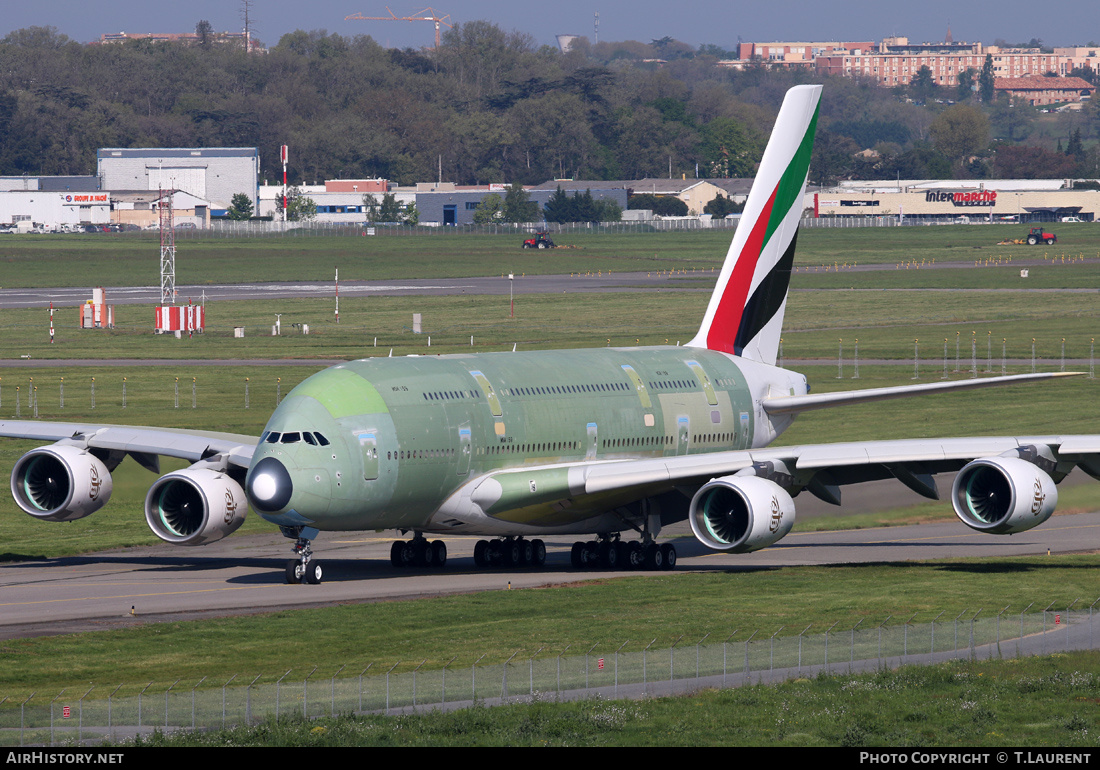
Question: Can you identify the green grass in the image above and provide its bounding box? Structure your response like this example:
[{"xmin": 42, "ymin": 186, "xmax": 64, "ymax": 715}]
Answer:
[
  {"xmin": 116, "ymin": 652, "xmax": 1100, "ymax": 746},
  {"xmin": 3, "ymin": 555, "xmax": 1100, "ymax": 696},
  {"xmin": 2, "ymin": 223, "xmax": 1100, "ymax": 288}
]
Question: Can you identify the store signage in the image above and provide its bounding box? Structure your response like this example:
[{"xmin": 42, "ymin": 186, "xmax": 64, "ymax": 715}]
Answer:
[{"xmin": 925, "ymin": 190, "xmax": 997, "ymax": 207}]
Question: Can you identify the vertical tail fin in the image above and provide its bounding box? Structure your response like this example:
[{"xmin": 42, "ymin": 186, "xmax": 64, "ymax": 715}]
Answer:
[{"xmin": 687, "ymin": 85, "xmax": 821, "ymax": 364}]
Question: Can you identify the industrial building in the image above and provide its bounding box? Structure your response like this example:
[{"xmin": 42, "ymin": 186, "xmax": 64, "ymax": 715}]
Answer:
[
  {"xmin": 813, "ymin": 180, "xmax": 1100, "ymax": 222},
  {"xmin": 97, "ymin": 147, "xmax": 259, "ymax": 215}
]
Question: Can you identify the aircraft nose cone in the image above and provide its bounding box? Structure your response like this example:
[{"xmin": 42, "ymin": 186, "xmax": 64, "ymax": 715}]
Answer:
[{"xmin": 247, "ymin": 457, "xmax": 294, "ymax": 512}]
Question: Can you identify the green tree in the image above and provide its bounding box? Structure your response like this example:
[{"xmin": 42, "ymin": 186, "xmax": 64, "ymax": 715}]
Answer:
[
  {"xmin": 929, "ymin": 105, "xmax": 990, "ymax": 168},
  {"xmin": 979, "ymin": 55, "xmax": 996, "ymax": 102},
  {"xmin": 472, "ymin": 193, "xmax": 504, "ymax": 224},
  {"xmin": 704, "ymin": 194, "xmax": 740, "ymax": 218},
  {"xmin": 285, "ymin": 187, "xmax": 316, "ymax": 221},
  {"xmin": 956, "ymin": 68, "xmax": 977, "ymax": 101},
  {"xmin": 502, "ymin": 183, "xmax": 541, "ymax": 223},
  {"xmin": 195, "ymin": 20, "xmax": 215, "ymax": 49},
  {"xmin": 910, "ymin": 66, "xmax": 937, "ymax": 102},
  {"xmin": 628, "ymin": 193, "xmax": 688, "ymax": 216},
  {"xmin": 226, "ymin": 193, "xmax": 253, "ymax": 220}
]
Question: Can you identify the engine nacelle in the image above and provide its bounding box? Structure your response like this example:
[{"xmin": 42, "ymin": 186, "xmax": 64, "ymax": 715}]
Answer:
[
  {"xmin": 10, "ymin": 445, "xmax": 113, "ymax": 522},
  {"xmin": 951, "ymin": 456, "xmax": 1058, "ymax": 535},
  {"xmin": 145, "ymin": 468, "xmax": 247, "ymax": 546},
  {"xmin": 689, "ymin": 475, "xmax": 796, "ymax": 553}
]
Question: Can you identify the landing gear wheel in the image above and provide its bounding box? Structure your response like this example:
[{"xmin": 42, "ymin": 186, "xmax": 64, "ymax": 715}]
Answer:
[
  {"xmin": 570, "ymin": 542, "xmax": 584, "ymax": 569},
  {"xmin": 599, "ymin": 540, "xmax": 620, "ymax": 569},
  {"xmin": 531, "ymin": 539, "xmax": 546, "ymax": 567},
  {"xmin": 520, "ymin": 539, "xmax": 534, "ymax": 565},
  {"xmin": 503, "ymin": 539, "xmax": 521, "ymax": 567},
  {"xmin": 285, "ymin": 559, "xmax": 304, "ymax": 584},
  {"xmin": 390, "ymin": 540, "xmax": 405, "ymax": 567},
  {"xmin": 474, "ymin": 539, "xmax": 489, "ymax": 568},
  {"xmin": 432, "ymin": 540, "xmax": 447, "ymax": 567},
  {"xmin": 660, "ymin": 543, "xmax": 677, "ymax": 570},
  {"xmin": 416, "ymin": 539, "xmax": 435, "ymax": 568},
  {"xmin": 645, "ymin": 544, "xmax": 665, "ymax": 571},
  {"xmin": 303, "ymin": 561, "xmax": 323, "ymax": 584},
  {"xmin": 627, "ymin": 542, "xmax": 645, "ymax": 570}
]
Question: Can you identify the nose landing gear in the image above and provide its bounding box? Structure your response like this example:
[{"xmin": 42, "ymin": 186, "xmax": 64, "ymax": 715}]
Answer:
[{"xmin": 282, "ymin": 526, "xmax": 322, "ymax": 584}]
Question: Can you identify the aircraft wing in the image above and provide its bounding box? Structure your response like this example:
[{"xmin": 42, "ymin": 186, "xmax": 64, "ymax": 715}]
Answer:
[
  {"xmin": 580, "ymin": 434, "xmax": 1100, "ymax": 501},
  {"xmin": 0, "ymin": 420, "xmax": 257, "ymax": 472},
  {"xmin": 449, "ymin": 434, "xmax": 1100, "ymax": 548}
]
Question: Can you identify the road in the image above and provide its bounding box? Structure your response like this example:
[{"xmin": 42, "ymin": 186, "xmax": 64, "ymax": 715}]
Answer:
[{"xmin": 3, "ymin": 512, "xmax": 1099, "ymax": 640}]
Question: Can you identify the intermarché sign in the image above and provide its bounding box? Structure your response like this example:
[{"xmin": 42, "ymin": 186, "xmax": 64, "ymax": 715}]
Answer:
[{"xmin": 924, "ymin": 190, "xmax": 997, "ymax": 207}]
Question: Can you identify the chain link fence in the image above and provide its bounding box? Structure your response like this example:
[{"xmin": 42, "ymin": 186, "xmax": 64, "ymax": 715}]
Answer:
[{"xmin": 4, "ymin": 605, "xmax": 1098, "ymax": 746}]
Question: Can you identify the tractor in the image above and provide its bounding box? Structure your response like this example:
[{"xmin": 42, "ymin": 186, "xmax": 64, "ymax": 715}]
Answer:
[
  {"xmin": 522, "ymin": 231, "xmax": 555, "ymax": 249},
  {"xmin": 1026, "ymin": 227, "xmax": 1057, "ymax": 245}
]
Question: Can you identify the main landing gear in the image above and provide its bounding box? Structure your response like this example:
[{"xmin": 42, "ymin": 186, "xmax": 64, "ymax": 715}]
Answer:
[
  {"xmin": 282, "ymin": 526, "xmax": 323, "ymax": 585},
  {"xmin": 472, "ymin": 537, "xmax": 546, "ymax": 568},
  {"xmin": 390, "ymin": 534, "xmax": 448, "ymax": 568},
  {"xmin": 570, "ymin": 534, "xmax": 676, "ymax": 571}
]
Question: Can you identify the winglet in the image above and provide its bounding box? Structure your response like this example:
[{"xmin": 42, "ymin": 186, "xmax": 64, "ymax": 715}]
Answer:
[{"xmin": 687, "ymin": 85, "xmax": 821, "ymax": 364}]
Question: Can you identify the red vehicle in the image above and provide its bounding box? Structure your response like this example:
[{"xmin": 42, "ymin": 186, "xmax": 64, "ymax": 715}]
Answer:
[
  {"xmin": 522, "ymin": 231, "xmax": 555, "ymax": 249},
  {"xmin": 1027, "ymin": 227, "xmax": 1056, "ymax": 245}
]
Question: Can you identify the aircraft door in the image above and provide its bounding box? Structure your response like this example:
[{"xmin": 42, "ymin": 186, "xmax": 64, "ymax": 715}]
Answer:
[
  {"xmin": 676, "ymin": 416, "xmax": 690, "ymax": 455},
  {"xmin": 457, "ymin": 425, "xmax": 472, "ymax": 476},
  {"xmin": 358, "ymin": 432, "xmax": 379, "ymax": 480},
  {"xmin": 586, "ymin": 423, "xmax": 598, "ymax": 459}
]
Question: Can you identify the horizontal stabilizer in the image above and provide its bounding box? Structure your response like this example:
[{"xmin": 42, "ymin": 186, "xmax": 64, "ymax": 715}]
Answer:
[{"xmin": 761, "ymin": 372, "xmax": 1083, "ymax": 416}]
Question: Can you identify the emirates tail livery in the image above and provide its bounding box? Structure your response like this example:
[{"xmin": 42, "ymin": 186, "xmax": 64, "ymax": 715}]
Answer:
[{"xmin": 2, "ymin": 85, "xmax": 1091, "ymax": 583}]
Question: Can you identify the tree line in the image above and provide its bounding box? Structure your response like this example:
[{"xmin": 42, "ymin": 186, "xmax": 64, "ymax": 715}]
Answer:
[{"xmin": 0, "ymin": 22, "xmax": 1097, "ymax": 195}]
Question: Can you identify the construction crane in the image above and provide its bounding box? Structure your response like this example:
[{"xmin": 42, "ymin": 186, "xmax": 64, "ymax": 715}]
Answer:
[{"xmin": 345, "ymin": 7, "xmax": 452, "ymax": 48}]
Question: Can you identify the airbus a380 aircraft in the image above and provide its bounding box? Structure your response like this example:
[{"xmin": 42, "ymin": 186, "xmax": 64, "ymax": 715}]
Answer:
[{"xmin": 3, "ymin": 85, "xmax": 1096, "ymax": 585}]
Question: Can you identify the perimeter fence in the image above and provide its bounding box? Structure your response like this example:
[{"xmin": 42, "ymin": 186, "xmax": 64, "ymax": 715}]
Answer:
[{"xmin": 4, "ymin": 605, "xmax": 1099, "ymax": 746}]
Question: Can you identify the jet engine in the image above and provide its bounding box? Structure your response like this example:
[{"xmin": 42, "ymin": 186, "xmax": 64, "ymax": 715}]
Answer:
[
  {"xmin": 145, "ymin": 468, "xmax": 247, "ymax": 546},
  {"xmin": 688, "ymin": 475, "xmax": 795, "ymax": 552},
  {"xmin": 10, "ymin": 445, "xmax": 113, "ymax": 522},
  {"xmin": 951, "ymin": 456, "xmax": 1058, "ymax": 535}
]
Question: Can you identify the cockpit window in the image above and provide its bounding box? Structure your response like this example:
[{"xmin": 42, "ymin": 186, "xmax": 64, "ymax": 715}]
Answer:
[
  {"xmin": 314, "ymin": 432, "xmax": 330, "ymax": 446},
  {"xmin": 303, "ymin": 432, "xmax": 317, "ymax": 445},
  {"xmin": 281, "ymin": 432, "xmax": 301, "ymax": 444},
  {"xmin": 265, "ymin": 432, "xmax": 281, "ymax": 444}
]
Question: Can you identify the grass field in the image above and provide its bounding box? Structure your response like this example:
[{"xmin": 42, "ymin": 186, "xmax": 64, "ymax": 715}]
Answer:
[
  {"xmin": 2, "ymin": 222, "xmax": 1100, "ymax": 287},
  {"xmin": 2, "ymin": 225, "xmax": 1099, "ymax": 745},
  {"xmin": 117, "ymin": 651, "xmax": 1100, "ymax": 746}
]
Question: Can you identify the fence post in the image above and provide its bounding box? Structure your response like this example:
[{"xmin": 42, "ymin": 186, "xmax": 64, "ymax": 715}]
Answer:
[
  {"xmin": 556, "ymin": 646, "xmax": 570, "ymax": 695},
  {"xmin": 331, "ymin": 665, "xmax": 346, "ymax": 717},
  {"xmin": 165, "ymin": 679, "xmax": 179, "ymax": 729},
  {"xmin": 222, "ymin": 674, "xmax": 237, "ymax": 728},
  {"xmin": 276, "ymin": 670, "xmax": 291, "ymax": 719},
  {"xmin": 191, "ymin": 677, "xmax": 205, "ymax": 730}
]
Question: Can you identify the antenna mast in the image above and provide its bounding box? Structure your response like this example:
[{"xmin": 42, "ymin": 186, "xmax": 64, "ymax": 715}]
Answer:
[{"xmin": 159, "ymin": 188, "xmax": 175, "ymax": 306}]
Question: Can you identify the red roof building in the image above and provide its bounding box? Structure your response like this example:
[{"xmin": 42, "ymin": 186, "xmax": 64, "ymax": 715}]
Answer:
[{"xmin": 994, "ymin": 76, "xmax": 1095, "ymax": 105}]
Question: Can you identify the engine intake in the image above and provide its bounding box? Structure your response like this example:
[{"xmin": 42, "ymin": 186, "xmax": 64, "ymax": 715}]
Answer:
[
  {"xmin": 951, "ymin": 456, "xmax": 1057, "ymax": 535},
  {"xmin": 145, "ymin": 468, "xmax": 247, "ymax": 546},
  {"xmin": 10, "ymin": 445, "xmax": 112, "ymax": 522},
  {"xmin": 689, "ymin": 475, "xmax": 795, "ymax": 553}
]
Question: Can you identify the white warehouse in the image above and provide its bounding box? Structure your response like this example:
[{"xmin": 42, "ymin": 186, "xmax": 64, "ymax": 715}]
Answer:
[{"xmin": 97, "ymin": 147, "xmax": 260, "ymax": 214}]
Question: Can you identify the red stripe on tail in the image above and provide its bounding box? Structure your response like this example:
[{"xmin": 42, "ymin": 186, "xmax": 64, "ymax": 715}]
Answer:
[{"xmin": 705, "ymin": 184, "xmax": 779, "ymax": 353}]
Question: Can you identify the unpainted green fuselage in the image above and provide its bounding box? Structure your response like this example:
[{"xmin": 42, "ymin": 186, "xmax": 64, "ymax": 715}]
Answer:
[{"xmin": 246, "ymin": 346, "xmax": 806, "ymax": 536}]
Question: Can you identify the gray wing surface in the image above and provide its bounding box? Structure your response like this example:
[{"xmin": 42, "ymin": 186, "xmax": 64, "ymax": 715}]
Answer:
[
  {"xmin": 460, "ymin": 435, "xmax": 1100, "ymax": 522},
  {"xmin": 0, "ymin": 420, "xmax": 257, "ymax": 470}
]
